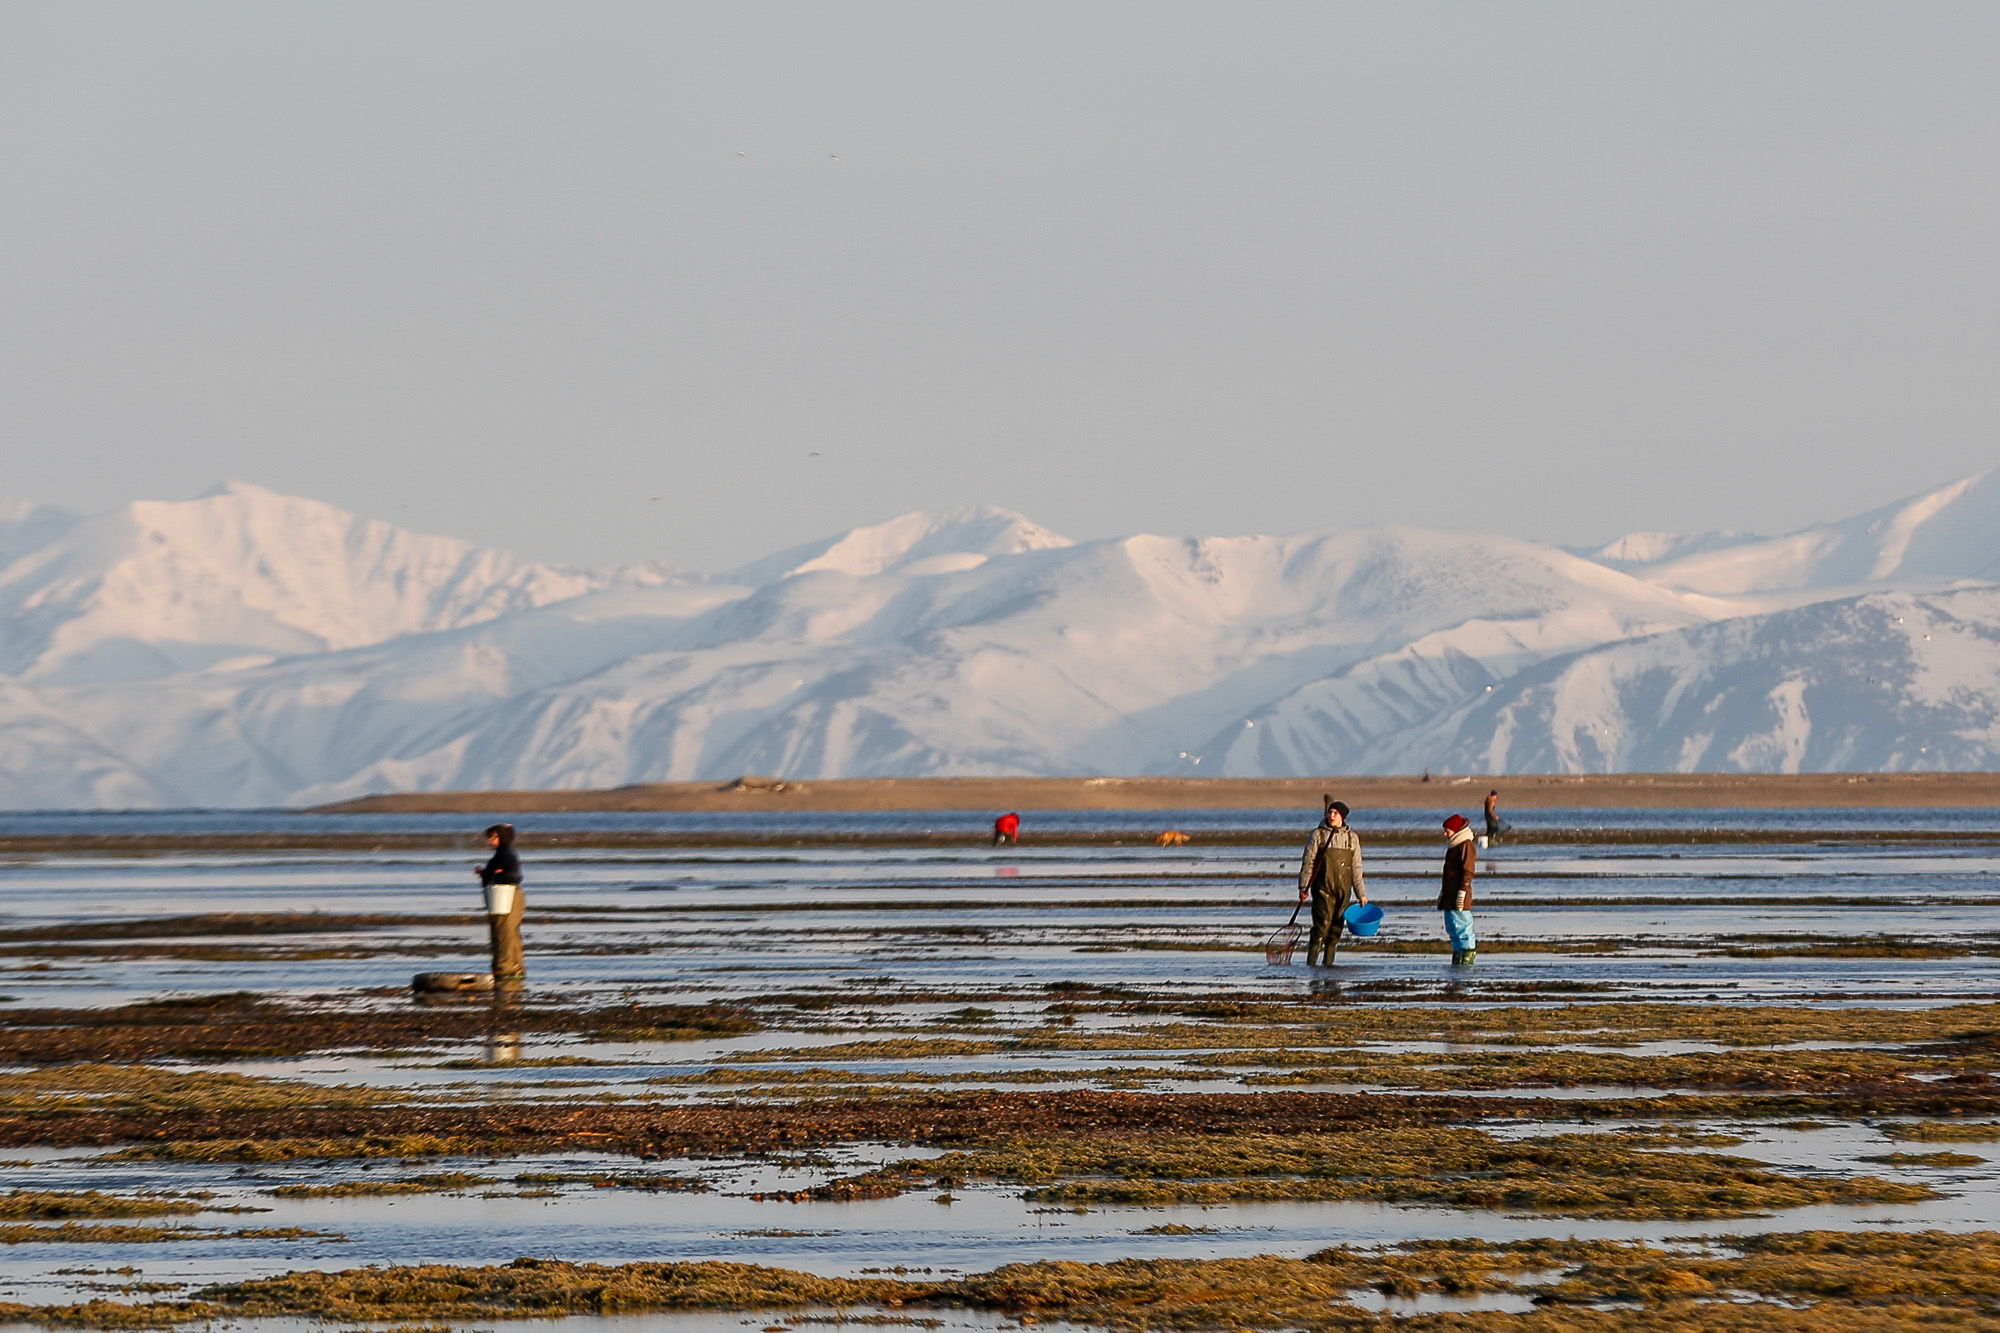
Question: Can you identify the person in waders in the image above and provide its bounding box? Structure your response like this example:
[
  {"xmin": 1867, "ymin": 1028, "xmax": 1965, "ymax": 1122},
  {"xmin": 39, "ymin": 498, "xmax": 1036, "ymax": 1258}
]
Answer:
[
  {"xmin": 476, "ymin": 823, "xmax": 525, "ymax": 982},
  {"xmin": 1439, "ymin": 814, "xmax": 1477, "ymax": 965},
  {"xmin": 1297, "ymin": 798, "xmax": 1367, "ymax": 967},
  {"xmin": 1483, "ymin": 790, "xmax": 1512, "ymax": 845}
]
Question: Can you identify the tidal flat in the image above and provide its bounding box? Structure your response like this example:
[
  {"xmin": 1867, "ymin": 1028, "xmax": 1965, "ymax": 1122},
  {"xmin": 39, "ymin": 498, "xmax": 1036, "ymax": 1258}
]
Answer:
[{"xmin": 0, "ymin": 806, "xmax": 1993, "ymax": 1329}]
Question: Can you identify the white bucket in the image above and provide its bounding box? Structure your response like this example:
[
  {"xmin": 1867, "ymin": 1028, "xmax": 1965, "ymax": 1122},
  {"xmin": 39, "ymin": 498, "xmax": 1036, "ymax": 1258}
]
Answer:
[
  {"xmin": 483, "ymin": 883, "xmax": 519, "ymax": 916},
  {"xmin": 1476, "ymin": 835, "xmax": 1488, "ymax": 849}
]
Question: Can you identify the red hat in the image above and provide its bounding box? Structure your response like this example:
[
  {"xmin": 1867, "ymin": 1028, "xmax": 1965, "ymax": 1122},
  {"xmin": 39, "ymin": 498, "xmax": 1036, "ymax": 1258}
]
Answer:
[{"xmin": 1443, "ymin": 814, "xmax": 1468, "ymax": 835}]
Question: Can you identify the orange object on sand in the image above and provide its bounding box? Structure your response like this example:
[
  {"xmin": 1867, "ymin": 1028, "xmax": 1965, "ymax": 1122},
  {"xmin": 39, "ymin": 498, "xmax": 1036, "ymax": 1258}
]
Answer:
[{"xmin": 1155, "ymin": 829, "xmax": 1191, "ymax": 846}]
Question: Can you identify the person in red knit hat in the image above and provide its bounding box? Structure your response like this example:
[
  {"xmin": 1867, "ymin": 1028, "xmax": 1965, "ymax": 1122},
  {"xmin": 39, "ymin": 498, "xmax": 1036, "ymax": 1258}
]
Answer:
[{"xmin": 1439, "ymin": 814, "xmax": 1478, "ymax": 965}]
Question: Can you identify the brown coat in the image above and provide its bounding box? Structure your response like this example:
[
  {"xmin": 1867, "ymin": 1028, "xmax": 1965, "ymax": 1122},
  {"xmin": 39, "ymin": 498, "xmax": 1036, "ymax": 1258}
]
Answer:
[{"xmin": 1437, "ymin": 831, "xmax": 1476, "ymax": 910}]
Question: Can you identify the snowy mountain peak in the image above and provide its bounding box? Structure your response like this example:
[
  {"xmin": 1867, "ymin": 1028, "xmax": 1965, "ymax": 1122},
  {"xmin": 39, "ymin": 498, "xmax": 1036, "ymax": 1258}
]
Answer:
[
  {"xmin": 7, "ymin": 468, "xmax": 2000, "ymax": 806},
  {"xmin": 726, "ymin": 506, "xmax": 1072, "ymax": 584},
  {"xmin": 0, "ymin": 483, "xmax": 607, "ymax": 682},
  {"xmin": 1581, "ymin": 530, "xmax": 1760, "ymax": 570},
  {"xmin": 196, "ymin": 479, "xmax": 269, "ymax": 500},
  {"xmin": 792, "ymin": 506, "xmax": 1070, "ymax": 578},
  {"xmin": 1606, "ymin": 468, "xmax": 2000, "ymax": 594}
]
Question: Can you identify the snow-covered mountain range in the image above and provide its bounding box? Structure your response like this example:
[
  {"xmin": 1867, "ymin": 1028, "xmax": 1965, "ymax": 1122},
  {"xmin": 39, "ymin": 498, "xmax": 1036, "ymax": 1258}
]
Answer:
[{"xmin": 3, "ymin": 473, "xmax": 1999, "ymax": 807}]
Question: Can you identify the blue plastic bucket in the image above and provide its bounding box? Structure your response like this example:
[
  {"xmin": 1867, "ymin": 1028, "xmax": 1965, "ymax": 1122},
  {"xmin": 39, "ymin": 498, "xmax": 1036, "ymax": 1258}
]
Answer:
[{"xmin": 1343, "ymin": 902, "xmax": 1384, "ymax": 937}]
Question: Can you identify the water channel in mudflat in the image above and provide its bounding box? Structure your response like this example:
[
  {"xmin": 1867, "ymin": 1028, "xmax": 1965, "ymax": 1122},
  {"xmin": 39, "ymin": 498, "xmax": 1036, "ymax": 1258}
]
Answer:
[{"xmin": 0, "ymin": 806, "xmax": 1994, "ymax": 1314}]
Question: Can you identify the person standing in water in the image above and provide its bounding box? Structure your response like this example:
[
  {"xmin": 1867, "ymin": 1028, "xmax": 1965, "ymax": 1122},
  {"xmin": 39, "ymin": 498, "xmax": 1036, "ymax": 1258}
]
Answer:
[
  {"xmin": 992, "ymin": 812, "xmax": 1020, "ymax": 846},
  {"xmin": 1483, "ymin": 789, "xmax": 1511, "ymax": 845},
  {"xmin": 1439, "ymin": 814, "xmax": 1477, "ymax": 965},
  {"xmin": 1297, "ymin": 797, "xmax": 1367, "ymax": 967},
  {"xmin": 475, "ymin": 823, "xmax": 526, "ymax": 982}
]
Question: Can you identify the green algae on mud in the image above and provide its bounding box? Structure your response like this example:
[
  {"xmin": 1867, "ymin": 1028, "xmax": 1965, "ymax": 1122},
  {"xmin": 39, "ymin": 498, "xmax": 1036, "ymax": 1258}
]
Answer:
[
  {"xmin": 0, "ymin": 1222, "xmax": 341, "ymax": 1245},
  {"xmin": 99, "ymin": 1135, "xmax": 511, "ymax": 1163},
  {"xmin": 269, "ymin": 1172, "xmax": 498, "ymax": 1198},
  {"xmin": 1860, "ymin": 1151, "xmax": 1986, "ymax": 1167},
  {"xmin": 1883, "ymin": 1120, "xmax": 2000, "ymax": 1142},
  {"xmin": 1220, "ymin": 1044, "xmax": 1965, "ymax": 1092},
  {"xmin": 1072, "ymin": 999, "xmax": 2000, "ymax": 1050},
  {"xmin": 712, "ymin": 999, "xmax": 2000, "ymax": 1096},
  {"xmin": 0, "ymin": 994, "xmax": 758, "ymax": 1065},
  {"xmin": 802, "ymin": 1128, "xmax": 1935, "ymax": 1219},
  {"xmin": 0, "ymin": 1192, "xmax": 211, "ymax": 1219},
  {"xmin": 0, "ymin": 1066, "xmax": 408, "ymax": 1115},
  {"xmin": 751, "ymin": 999, "xmax": 2000, "ymax": 1058},
  {"xmin": 3, "ymin": 1231, "xmax": 1998, "ymax": 1329}
]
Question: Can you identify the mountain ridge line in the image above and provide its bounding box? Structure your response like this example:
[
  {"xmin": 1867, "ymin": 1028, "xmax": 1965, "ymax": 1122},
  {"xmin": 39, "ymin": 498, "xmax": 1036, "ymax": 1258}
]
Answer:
[{"xmin": 312, "ymin": 772, "xmax": 2000, "ymax": 813}]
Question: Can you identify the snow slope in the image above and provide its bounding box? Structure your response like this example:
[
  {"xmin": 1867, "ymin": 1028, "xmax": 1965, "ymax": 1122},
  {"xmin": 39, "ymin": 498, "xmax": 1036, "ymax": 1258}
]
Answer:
[
  {"xmin": 0, "ymin": 483, "xmax": 624, "ymax": 683},
  {"xmin": 6, "ymin": 521, "xmax": 1723, "ymax": 805},
  {"xmin": 0, "ymin": 471, "xmax": 1996, "ymax": 806},
  {"xmin": 724, "ymin": 506, "xmax": 1073, "ymax": 584},
  {"xmin": 1603, "ymin": 468, "xmax": 2000, "ymax": 593},
  {"xmin": 1416, "ymin": 588, "xmax": 2000, "ymax": 774}
]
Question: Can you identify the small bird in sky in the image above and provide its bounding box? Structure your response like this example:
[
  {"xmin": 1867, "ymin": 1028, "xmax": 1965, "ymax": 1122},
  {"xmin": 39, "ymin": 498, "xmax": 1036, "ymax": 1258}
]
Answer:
[
  {"xmin": 808, "ymin": 451, "xmax": 821, "ymax": 457},
  {"xmin": 736, "ymin": 150, "xmax": 745, "ymax": 156},
  {"xmin": 829, "ymin": 154, "xmax": 840, "ymax": 161}
]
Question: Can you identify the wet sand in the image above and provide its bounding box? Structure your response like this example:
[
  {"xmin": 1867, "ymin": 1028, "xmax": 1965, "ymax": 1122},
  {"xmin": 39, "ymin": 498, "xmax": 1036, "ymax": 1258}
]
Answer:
[
  {"xmin": 315, "ymin": 771, "xmax": 2000, "ymax": 814},
  {"xmin": 0, "ymin": 826, "xmax": 1992, "ymax": 1325}
]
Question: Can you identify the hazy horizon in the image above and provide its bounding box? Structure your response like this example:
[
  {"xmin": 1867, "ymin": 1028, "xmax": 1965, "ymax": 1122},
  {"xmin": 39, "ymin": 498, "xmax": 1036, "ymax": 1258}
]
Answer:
[{"xmin": 5, "ymin": 3, "xmax": 1999, "ymax": 569}]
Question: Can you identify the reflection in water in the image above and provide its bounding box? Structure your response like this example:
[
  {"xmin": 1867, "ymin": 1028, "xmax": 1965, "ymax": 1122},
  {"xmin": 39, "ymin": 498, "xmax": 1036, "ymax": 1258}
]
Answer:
[
  {"xmin": 0, "ymin": 826, "xmax": 1992, "ymax": 1010},
  {"xmin": 0, "ymin": 810, "xmax": 1990, "ymax": 1310}
]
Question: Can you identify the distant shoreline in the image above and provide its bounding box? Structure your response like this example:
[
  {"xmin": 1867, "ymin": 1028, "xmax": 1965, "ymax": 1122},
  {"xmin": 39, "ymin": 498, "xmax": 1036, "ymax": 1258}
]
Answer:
[{"xmin": 310, "ymin": 772, "xmax": 2000, "ymax": 813}]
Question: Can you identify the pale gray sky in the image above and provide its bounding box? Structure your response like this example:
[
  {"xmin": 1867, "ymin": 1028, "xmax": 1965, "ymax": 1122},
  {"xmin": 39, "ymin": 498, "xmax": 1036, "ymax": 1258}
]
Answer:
[{"xmin": 3, "ymin": 2, "xmax": 1998, "ymax": 570}]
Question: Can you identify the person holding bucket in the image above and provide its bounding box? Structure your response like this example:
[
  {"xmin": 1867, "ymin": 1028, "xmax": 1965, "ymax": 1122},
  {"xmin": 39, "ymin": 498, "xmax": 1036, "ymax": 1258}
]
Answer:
[
  {"xmin": 476, "ymin": 823, "xmax": 526, "ymax": 982},
  {"xmin": 1439, "ymin": 814, "xmax": 1477, "ymax": 966},
  {"xmin": 1297, "ymin": 798, "xmax": 1368, "ymax": 967}
]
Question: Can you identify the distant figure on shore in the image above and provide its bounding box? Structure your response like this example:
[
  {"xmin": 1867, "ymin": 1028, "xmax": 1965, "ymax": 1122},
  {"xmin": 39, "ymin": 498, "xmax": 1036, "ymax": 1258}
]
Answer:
[
  {"xmin": 1483, "ymin": 789, "xmax": 1512, "ymax": 845},
  {"xmin": 1297, "ymin": 797, "xmax": 1367, "ymax": 967},
  {"xmin": 992, "ymin": 812, "xmax": 1020, "ymax": 846},
  {"xmin": 1439, "ymin": 814, "xmax": 1477, "ymax": 966}
]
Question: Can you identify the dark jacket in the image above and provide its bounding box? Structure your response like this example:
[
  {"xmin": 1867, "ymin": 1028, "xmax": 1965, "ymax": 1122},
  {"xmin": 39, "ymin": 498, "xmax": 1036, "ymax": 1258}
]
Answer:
[
  {"xmin": 1436, "ymin": 830, "xmax": 1475, "ymax": 910},
  {"xmin": 479, "ymin": 846, "xmax": 522, "ymax": 888}
]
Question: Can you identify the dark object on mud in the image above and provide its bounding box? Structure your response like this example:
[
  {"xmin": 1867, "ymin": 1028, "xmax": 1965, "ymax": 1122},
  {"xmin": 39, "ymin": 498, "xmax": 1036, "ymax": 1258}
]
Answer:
[
  {"xmin": 721, "ymin": 775, "xmax": 793, "ymax": 794},
  {"xmin": 1264, "ymin": 904, "xmax": 1302, "ymax": 965},
  {"xmin": 411, "ymin": 972, "xmax": 494, "ymax": 995}
]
